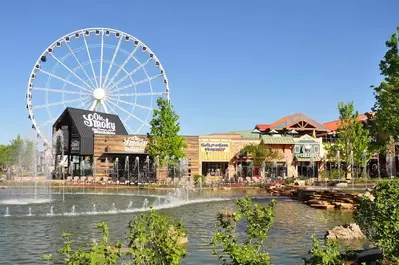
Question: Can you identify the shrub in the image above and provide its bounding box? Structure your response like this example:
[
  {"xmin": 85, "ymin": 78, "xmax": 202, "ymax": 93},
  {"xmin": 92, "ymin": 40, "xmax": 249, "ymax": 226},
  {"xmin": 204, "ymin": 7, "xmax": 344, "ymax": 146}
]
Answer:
[
  {"xmin": 193, "ymin": 174, "xmax": 206, "ymax": 186},
  {"xmin": 303, "ymin": 235, "xmax": 341, "ymax": 265},
  {"xmin": 212, "ymin": 197, "xmax": 275, "ymax": 265},
  {"xmin": 355, "ymin": 181, "xmax": 399, "ymax": 263}
]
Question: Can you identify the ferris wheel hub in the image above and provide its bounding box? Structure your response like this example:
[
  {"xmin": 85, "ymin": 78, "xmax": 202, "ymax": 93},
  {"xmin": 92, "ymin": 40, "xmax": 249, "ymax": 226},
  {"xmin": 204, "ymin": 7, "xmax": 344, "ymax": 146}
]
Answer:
[{"xmin": 93, "ymin": 88, "xmax": 106, "ymax": 100}]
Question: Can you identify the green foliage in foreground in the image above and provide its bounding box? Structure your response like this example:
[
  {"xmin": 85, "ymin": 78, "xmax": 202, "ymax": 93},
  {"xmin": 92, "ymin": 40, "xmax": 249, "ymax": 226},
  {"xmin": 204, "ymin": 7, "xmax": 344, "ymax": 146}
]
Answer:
[
  {"xmin": 212, "ymin": 197, "xmax": 276, "ymax": 265},
  {"xmin": 45, "ymin": 209, "xmax": 186, "ymax": 265},
  {"xmin": 355, "ymin": 181, "xmax": 399, "ymax": 263},
  {"xmin": 302, "ymin": 235, "xmax": 341, "ymax": 265}
]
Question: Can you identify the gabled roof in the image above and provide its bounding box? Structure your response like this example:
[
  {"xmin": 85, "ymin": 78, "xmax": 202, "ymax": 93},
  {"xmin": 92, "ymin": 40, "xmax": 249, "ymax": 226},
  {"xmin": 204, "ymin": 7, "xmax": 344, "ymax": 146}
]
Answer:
[
  {"xmin": 255, "ymin": 113, "xmax": 330, "ymax": 132},
  {"xmin": 323, "ymin": 112, "xmax": 374, "ymax": 132}
]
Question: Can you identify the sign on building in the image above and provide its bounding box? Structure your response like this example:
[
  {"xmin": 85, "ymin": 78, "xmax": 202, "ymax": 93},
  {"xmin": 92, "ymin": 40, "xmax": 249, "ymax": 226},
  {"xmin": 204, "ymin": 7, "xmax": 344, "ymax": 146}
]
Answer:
[{"xmin": 122, "ymin": 136, "xmax": 148, "ymax": 153}]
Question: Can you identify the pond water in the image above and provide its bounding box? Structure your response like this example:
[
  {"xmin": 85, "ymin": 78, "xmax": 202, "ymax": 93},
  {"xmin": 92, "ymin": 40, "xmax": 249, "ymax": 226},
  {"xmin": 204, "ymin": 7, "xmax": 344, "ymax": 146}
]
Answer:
[{"xmin": 0, "ymin": 187, "xmax": 365, "ymax": 265}]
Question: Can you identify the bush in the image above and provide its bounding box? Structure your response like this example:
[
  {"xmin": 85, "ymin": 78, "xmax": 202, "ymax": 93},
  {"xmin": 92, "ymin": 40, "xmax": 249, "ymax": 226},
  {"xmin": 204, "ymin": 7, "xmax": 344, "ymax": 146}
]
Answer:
[
  {"xmin": 303, "ymin": 235, "xmax": 341, "ymax": 265},
  {"xmin": 193, "ymin": 174, "xmax": 205, "ymax": 186},
  {"xmin": 319, "ymin": 169, "xmax": 347, "ymax": 181},
  {"xmin": 284, "ymin": 177, "xmax": 295, "ymax": 185},
  {"xmin": 355, "ymin": 181, "xmax": 399, "ymax": 263},
  {"xmin": 212, "ymin": 197, "xmax": 275, "ymax": 265}
]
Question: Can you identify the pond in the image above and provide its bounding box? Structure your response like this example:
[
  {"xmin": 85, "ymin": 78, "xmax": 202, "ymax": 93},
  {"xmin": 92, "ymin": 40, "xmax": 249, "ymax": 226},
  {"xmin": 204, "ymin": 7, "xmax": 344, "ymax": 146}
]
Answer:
[{"xmin": 0, "ymin": 187, "xmax": 363, "ymax": 265}]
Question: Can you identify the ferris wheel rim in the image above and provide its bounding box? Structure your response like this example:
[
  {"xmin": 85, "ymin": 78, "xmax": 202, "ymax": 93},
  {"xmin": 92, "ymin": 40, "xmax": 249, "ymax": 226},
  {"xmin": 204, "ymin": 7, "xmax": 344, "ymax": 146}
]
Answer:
[{"xmin": 26, "ymin": 27, "xmax": 170, "ymax": 145}]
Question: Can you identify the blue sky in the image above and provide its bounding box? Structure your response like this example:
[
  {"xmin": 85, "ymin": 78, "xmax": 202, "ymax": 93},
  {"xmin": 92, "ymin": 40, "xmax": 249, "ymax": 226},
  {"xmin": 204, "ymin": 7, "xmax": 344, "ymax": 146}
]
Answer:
[{"xmin": 0, "ymin": 0, "xmax": 398, "ymax": 144}]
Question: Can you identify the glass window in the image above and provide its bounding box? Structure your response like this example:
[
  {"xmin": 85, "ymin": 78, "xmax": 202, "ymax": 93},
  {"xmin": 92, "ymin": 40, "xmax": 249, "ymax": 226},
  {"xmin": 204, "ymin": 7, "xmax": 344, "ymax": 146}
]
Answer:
[
  {"xmin": 314, "ymin": 145, "xmax": 319, "ymax": 153},
  {"xmin": 295, "ymin": 145, "xmax": 300, "ymax": 153}
]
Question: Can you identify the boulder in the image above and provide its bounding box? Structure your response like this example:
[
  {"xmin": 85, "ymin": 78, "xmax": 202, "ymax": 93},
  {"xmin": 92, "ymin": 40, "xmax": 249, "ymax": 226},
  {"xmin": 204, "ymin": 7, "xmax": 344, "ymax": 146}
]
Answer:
[
  {"xmin": 336, "ymin": 182, "xmax": 348, "ymax": 188},
  {"xmin": 325, "ymin": 223, "xmax": 366, "ymax": 240}
]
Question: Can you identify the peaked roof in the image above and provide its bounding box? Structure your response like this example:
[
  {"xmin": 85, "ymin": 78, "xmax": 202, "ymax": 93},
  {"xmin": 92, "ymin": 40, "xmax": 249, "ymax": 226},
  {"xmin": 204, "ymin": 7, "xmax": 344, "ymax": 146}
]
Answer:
[
  {"xmin": 255, "ymin": 113, "xmax": 330, "ymax": 132},
  {"xmin": 54, "ymin": 107, "xmax": 128, "ymax": 137},
  {"xmin": 323, "ymin": 112, "xmax": 374, "ymax": 132}
]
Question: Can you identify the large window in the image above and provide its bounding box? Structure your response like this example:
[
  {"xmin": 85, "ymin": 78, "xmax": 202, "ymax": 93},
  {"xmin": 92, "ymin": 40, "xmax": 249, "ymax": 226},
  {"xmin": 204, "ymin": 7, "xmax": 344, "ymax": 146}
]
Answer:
[{"xmin": 202, "ymin": 162, "xmax": 228, "ymax": 176}]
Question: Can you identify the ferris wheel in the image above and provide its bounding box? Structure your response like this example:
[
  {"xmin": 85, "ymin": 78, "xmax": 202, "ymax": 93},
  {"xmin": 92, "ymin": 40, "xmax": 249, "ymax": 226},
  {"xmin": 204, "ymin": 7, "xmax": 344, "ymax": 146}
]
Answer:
[{"xmin": 26, "ymin": 27, "xmax": 170, "ymax": 145}]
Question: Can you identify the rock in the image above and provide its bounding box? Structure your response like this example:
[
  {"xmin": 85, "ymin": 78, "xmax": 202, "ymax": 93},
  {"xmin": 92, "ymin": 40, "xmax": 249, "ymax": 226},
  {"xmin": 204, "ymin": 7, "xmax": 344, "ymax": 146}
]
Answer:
[
  {"xmin": 294, "ymin": 180, "xmax": 306, "ymax": 186},
  {"xmin": 325, "ymin": 223, "xmax": 366, "ymax": 240},
  {"xmin": 360, "ymin": 191, "xmax": 375, "ymax": 201},
  {"xmin": 337, "ymin": 203, "xmax": 354, "ymax": 210},
  {"xmin": 310, "ymin": 204, "xmax": 335, "ymax": 210},
  {"xmin": 219, "ymin": 211, "xmax": 234, "ymax": 217}
]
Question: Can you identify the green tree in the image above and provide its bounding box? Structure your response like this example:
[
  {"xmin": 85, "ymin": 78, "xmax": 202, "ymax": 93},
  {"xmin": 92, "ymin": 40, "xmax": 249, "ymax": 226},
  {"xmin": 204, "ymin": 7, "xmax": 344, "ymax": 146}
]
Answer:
[
  {"xmin": 126, "ymin": 209, "xmax": 187, "ymax": 264},
  {"xmin": 324, "ymin": 102, "xmax": 372, "ymax": 178},
  {"xmin": 8, "ymin": 135, "xmax": 23, "ymax": 166},
  {"xmin": 371, "ymin": 26, "xmax": 399, "ymax": 146},
  {"xmin": 48, "ymin": 209, "xmax": 186, "ymax": 265},
  {"xmin": 146, "ymin": 98, "xmax": 186, "ymax": 166},
  {"xmin": 355, "ymin": 181, "xmax": 399, "ymax": 263},
  {"xmin": 302, "ymin": 235, "xmax": 341, "ymax": 265},
  {"xmin": 0, "ymin": 144, "xmax": 11, "ymax": 169},
  {"xmin": 212, "ymin": 197, "xmax": 276, "ymax": 265},
  {"xmin": 241, "ymin": 140, "xmax": 281, "ymax": 166}
]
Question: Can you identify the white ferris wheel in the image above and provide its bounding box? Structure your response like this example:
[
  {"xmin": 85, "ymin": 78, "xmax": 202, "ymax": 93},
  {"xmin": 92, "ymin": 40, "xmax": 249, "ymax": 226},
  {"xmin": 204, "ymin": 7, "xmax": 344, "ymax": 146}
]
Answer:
[{"xmin": 26, "ymin": 27, "xmax": 170, "ymax": 145}]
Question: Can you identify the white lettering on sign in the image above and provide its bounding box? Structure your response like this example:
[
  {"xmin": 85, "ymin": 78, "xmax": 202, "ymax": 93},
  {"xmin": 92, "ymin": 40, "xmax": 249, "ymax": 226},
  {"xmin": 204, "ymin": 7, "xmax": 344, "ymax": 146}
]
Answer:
[
  {"xmin": 201, "ymin": 143, "xmax": 229, "ymax": 152},
  {"xmin": 122, "ymin": 136, "xmax": 148, "ymax": 153},
  {"xmin": 71, "ymin": 139, "xmax": 80, "ymax": 151},
  {"xmin": 83, "ymin": 113, "xmax": 116, "ymax": 134}
]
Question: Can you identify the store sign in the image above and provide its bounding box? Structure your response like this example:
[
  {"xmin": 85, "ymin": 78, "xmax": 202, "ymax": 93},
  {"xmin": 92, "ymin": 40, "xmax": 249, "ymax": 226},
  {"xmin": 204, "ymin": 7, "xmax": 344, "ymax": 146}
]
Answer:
[
  {"xmin": 122, "ymin": 136, "xmax": 147, "ymax": 153},
  {"xmin": 71, "ymin": 139, "xmax": 80, "ymax": 151},
  {"xmin": 201, "ymin": 142, "xmax": 229, "ymax": 152},
  {"xmin": 83, "ymin": 113, "xmax": 116, "ymax": 134}
]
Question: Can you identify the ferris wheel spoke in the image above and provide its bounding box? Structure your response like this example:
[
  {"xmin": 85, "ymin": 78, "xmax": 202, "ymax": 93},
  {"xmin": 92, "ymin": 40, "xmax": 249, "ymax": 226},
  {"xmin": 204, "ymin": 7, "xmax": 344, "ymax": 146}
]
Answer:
[
  {"xmin": 110, "ymin": 74, "xmax": 163, "ymax": 94},
  {"xmin": 114, "ymin": 92, "xmax": 168, "ymax": 97},
  {"xmin": 107, "ymin": 100, "xmax": 149, "ymax": 126},
  {"xmin": 32, "ymin": 96, "xmax": 90, "ymax": 110},
  {"xmin": 108, "ymin": 97, "xmax": 153, "ymax": 111},
  {"xmin": 104, "ymin": 100, "xmax": 136, "ymax": 133},
  {"xmin": 65, "ymin": 42, "xmax": 97, "ymax": 89},
  {"xmin": 103, "ymin": 36, "xmax": 123, "ymax": 87},
  {"xmin": 39, "ymin": 69, "xmax": 93, "ymax": 93},
  {"xmin": 82, "ymin": 34, "xmax": 99, "ymax": 88},
  {"xmin": 103, "ymin": 45, "xmax": 140, "ymax": 89},
  {"xmin": 99, "ymin": 30, "xmax": 104, "ymax": 87},
  {"xmin": 107, "ymin": 57, "xmax": 152, "ymax": 92},
  {"xmin": 38, "ymin": 118, "xmax": 57, "ymax": 128},
  {"xmin": 101, "ymin": 100, "xmax": 109, "ymax": 113},
  {"xmin": 49, "ymin": 53, "xmax": 95, "ymax": 90},
  {"xmin": 76, "ymin": 97, "xmax": 93, "ymax": 109},
  {"xmin": 33, "ymin": 87, "xmax": 91, "ymax": 96}
]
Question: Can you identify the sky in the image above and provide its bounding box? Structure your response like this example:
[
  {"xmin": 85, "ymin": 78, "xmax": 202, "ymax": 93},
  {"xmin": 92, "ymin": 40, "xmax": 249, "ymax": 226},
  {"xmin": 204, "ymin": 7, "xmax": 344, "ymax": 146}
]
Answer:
[{"xmin": 0, "ymin": 0, "xmax": 398, "ymax": 144}]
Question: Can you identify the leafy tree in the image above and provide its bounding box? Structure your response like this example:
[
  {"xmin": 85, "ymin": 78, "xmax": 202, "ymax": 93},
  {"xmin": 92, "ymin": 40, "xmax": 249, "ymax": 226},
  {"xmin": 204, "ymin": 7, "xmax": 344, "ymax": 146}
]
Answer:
[
  {"xmin": 240, "ymin": 140, "xmax": 281, "ymax": 166},
  {"xmin": 8, "ymin": 135, "xmax": 23, "ymax": 166},
  {"xmin": 371, "ymin": 26, "xmax": 399, "ymax": 146},
  {"xmin": 126, "ymin": 209, "xmax": 187, "ymax": 264},
  {"xmin": 355, "ymin": 181, "xmax": 399, "ymax": 263},
  {"xmin": 302, "ymin": 235, "xmax": 341, "ymax": 265},
  {"xmin": 324, "ymin": 102, "xmax": 372, "ymax": 178},
  {"xmin": 59, "ymin": 222, "xmax": 121, "ymax": 265},
  {"xmin": 146, "ymin": 98, "xmax": 186, "ymax": 166},
  {"xmin": 0, "ymin": 144, "xmax": 11, "ymax": 169},
  {"xmin": 212, "ymin": 197, "xmax": 276, "ymax": 265},
  {"xmin": 48, "ymin": 209, "xmax": 186, "ymax": 265}
]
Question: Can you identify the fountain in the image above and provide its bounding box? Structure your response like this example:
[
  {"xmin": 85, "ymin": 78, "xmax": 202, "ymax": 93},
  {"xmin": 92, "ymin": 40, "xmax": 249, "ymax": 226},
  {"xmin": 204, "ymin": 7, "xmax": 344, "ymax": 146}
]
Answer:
[
  {"xmin": 127, "ymin": 201, "xmax": 133, "ymax": 209},
  {"xmin": 28, "ymin": 207, "xmax": 32, "ymax": 216},
  {"xmin": 115, "ymin": 157, "xmax": 119, "ymax": 180},
  {"xmin": 92, "ymin": 204, "xmax": 97, "ymax": 213},
  {"xmin": 145, "ymin": 156, "xmax": 150, "ymax": 183},
  {"xmin": 134, "ymin": 157, "xmax": 140, "ymax": 184},
  {"xmin": 349, "ymin": 150, "xmax": 354, "ymax": 188},
  {"xmin": 4, "ymin": 207, "xmax": 9, "ymax": 217},
  {"xmin": 386, "ymin": 153, "xmax": 394, "ymax": 178},
  {"xmin": 336, "ymin": 150, "xmax": 341, "ymax": 181},
  {"xmin": 71, "ymin": 205, "xmax": 76, "ymax": 214},
  {"xmin": 111, "ymin": 203, "xmax": 117, "ymax": 212},
  {"xmin": 125, "ymin": 156, "xmax": 130, "ymax": 184},
  {"xmin": 48, "ymin": 206, "xmax": 54, "ymax": 216},
  {"xmin": 154, "ymin": 155, "xmax": 160, "ymax": 180},
  {"xmin": 142, "ymin": 198, "xmax": 149, "ymax": 209},
  {"xmin": 377, "ymin": 152, "xmax": 381, "ymax": 179},
  {"xmin": 237, "ymin": 164, "xmax": 243, "ymax": 181}
]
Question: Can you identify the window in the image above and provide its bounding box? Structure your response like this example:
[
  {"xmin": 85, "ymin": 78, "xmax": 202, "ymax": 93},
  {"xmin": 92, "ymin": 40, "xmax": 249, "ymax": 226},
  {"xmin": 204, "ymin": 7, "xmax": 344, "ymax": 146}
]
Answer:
[
  {"xmin": 295, "ymin": 145, "xmax": 300, "ymax": 153},
  {"xmin": 314, "ymin": 145, "xmax": 319, "ymax": 153}
]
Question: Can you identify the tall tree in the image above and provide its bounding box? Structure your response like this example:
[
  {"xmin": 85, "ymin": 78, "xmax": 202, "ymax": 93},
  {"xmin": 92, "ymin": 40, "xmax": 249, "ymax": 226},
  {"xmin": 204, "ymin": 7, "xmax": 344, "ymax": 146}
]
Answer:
[
  {"xmin": 8, "ymin": 135, "xmax": 23, "ymax": 166},
  {"xmin": 325, "ymin": 102, "xmax": 372, "ymax": 178},
  {"xmin": 146, "ymin": 98, "xmax": 186, "ymax": 166},
  {"xmin": 371, "ymin": 26, "xmax": 399, "ymax": 145}
]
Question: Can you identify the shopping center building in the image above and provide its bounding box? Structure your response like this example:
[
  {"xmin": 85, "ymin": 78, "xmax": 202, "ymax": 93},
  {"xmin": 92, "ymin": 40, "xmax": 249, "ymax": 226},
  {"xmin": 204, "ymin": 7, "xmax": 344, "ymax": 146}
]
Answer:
[{"xmin": 53, "ymin": 108, "xmax": 338, "ymax": 181}]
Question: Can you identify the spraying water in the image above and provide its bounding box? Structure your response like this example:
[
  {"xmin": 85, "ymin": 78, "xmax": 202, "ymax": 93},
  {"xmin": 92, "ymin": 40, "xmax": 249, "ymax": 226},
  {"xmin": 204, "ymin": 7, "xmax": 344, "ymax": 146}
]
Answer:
[
  {"xmin": 336, "ymin": 150, "xmax": 341, "ymax": 181},
  {"xmin": 142, "ymin": 198, "xmax": 149, "ymax": 209},
  {"xmin": 48, "ymin": 206, "xmax": 54, "ymax": 216},
  {"xmin": 28, "ymin": 207, "xmax": 32, "ymax": 216},
  {"xmin": 92, "ymin": 204, "xmax": 97, "ymax": 213},
  {"xmin": 71, "ymin": 205, "xmax": 76, "ymax": 214},
  {"xmin": 125, "ymin": 156, "xmax": 130, "ymax": 183},
  {"xmin": 135, "ymin": 157, "xmax": 140, "ymax": 184},
  {"xmin": 127, "ymin": 201, "xmax": 133, "ymax": 209},
  {"xmin": 4, "ymin": 207, "xmax": 9, "ymax": 217},
  {"xmin": 111, "ymin": 203, "xmax": 117, "ymax": 212}
]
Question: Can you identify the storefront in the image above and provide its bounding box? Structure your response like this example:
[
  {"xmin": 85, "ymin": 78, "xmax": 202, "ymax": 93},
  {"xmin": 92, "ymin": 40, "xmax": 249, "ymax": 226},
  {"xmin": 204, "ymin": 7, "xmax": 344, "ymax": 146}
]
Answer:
[{"xmin": 293, "ymin": 135, "xmax": 324, "ymax": 178}]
